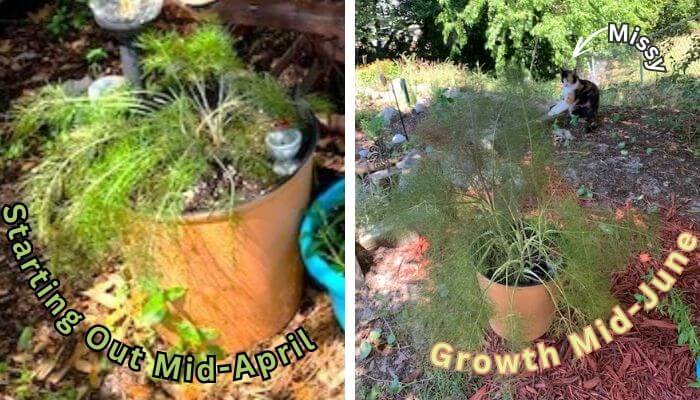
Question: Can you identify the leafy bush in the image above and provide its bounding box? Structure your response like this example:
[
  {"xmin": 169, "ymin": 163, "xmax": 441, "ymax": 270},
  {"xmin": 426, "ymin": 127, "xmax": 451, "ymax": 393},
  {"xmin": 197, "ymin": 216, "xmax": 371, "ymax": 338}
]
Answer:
[
  {"xmin": 46, "ymin": 0, "xmax": 90, "ymax": 39},
  {"xmin": 358, "ymin": 114, "xmax": 385, "ymax": 139},
  {"xmin": 357, "ymin": 1, "xmax": 698, "ymax": 79}
]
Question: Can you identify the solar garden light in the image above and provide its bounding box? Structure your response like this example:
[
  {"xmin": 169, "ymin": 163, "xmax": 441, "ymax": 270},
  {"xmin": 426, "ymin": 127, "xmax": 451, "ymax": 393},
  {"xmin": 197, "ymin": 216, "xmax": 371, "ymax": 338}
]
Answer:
[
  {"xmin": 265, "ymin": 129, "xmax": 303, "ymax": 176},
  {"xmin": 88, "ymin": 0, "xmax": 164, "ymax": 87}
]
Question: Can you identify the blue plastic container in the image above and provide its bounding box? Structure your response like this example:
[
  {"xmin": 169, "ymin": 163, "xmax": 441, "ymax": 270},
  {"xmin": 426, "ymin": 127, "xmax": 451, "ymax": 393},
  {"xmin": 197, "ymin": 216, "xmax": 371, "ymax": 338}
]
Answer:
[{"xmin": 299, "ymin": 179, "xmax": 345, "ymax": 329}]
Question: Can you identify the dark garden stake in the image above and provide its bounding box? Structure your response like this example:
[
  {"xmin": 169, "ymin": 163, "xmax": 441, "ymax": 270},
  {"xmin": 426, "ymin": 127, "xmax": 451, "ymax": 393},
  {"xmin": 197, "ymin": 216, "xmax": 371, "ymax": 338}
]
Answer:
[
  {"xmin": 89, "ymin": 0, "xmax": 164, "ymax": 87},
  {"xmin": 378, "ymin": 74, "xmax": 409, "ymax": 140}
]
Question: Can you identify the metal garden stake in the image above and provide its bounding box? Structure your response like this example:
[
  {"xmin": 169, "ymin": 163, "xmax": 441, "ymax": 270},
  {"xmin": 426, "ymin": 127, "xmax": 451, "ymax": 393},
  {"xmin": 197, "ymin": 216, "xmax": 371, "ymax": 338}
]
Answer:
[
  {"xmin": 88, "ymin": 0, "xmax": 164, "ymax": 87},
  {"xmin": 378, "ymin": 74, "xmax": 409, "ymax": 140}
]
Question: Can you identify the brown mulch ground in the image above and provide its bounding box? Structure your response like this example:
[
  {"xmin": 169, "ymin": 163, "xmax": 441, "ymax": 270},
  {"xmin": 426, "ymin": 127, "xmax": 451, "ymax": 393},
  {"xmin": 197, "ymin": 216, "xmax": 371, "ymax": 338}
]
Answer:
[
  {"xmin": 356, "ymin": 204, "xmax": 699, "ymax": 399},
  {"xmin": 473, "ymin": 204, "xmax": 699, "ymax": 399},
  {"xmin": 556, "ymin": 105, "xmax": 700, "ymax": 222}
]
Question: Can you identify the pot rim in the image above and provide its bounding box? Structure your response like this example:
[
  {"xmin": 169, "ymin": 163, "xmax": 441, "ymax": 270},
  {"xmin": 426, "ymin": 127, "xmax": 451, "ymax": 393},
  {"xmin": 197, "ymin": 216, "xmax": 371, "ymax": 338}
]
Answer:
[
  {"xmin": 157, "ymin": 118, "xmax": 319, "ymax": 224},
  {"xmin": 476, "ymin": 270, "xmax": 554, "ymax": 290}
]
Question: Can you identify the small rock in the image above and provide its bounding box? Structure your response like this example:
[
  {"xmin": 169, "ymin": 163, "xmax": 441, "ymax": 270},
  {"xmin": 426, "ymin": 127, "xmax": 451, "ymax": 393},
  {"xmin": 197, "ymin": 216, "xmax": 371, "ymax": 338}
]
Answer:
[
  {"xmin": 636, "ymin": 176, "xmax": 662, "ymax": 197},
  {"xmin": 596, "ymin": 143, "xmax": 609, "ymax": 153},
  {"xmin": 413, "ymin": 98, "xmax": 430, "ymax": 114},
  {"xmin": 369, "ymin": 168, "xmax": 399, "ymax": 185},
  {"xmin": 378, "ymin": 106, "xmax": 398, "ymax": 125},
  {"xmin": 622, "ymin": 156, "xmax": 643, "ymax": 174},
  {"xmin": 62, "ymin": 76, "xmax": 93, "ymax": 96},
  {"xmin": 358, "ymin": 148, "xmax": 369, "ymax": 159},
  {"xmin": 397, "ymin": 150, "xmax": 422, "ymax": 170},
  {"xmin": 444, "ymin": 86, "xmax": 460, "ymax": 99},
  {"xmin": 88, "ymin": 75, "xmax": 127, "ymax": 100},
  {"xmin": 357, "ymin": 224, "xmax": 418, "ymax": 251},
  {"xmin": 391, "ymin": 133, "xmax": 407, "ymax": 145},
  {"xmin": 563, "ymin": 168, "xmax": 579, "ymax": 185},
  {"xmin": 552, "ymin": 128, "xmax": 573, "ymax": 146}
]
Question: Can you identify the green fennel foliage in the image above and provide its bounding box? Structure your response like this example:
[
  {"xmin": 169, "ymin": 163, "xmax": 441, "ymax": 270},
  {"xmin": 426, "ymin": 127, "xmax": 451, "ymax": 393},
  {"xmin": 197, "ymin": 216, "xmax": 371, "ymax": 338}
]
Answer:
[
  {"xmin": 138, "ymin": 24, "xmax": 245, "ymax": 86},
  {"xmin": 312, "ymin": 206, "xmax": 345, "ymax": 274},
  {"xmin": 372, "ymin": 80, "xmax": 657, "ymax": 351},
  {"xmin": 13, "ymin": 24, "xmax": 301, "ymax": 280}
]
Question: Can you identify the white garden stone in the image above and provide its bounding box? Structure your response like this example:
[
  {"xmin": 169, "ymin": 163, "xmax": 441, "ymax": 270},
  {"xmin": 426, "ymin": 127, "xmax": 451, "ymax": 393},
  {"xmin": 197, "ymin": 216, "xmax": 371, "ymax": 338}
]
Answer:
[
  {"xmin": 444, "ymin": 86, "xmax": 460, "ymax": 99},
  {"xmin": 397, "ymin": 150, "xmax": 422, "ymax": 170},
  {"xmin": 413, "ymin": 97, "xmax": 430, "ymax": 114},
  {"xmin": 369, "ymin": 168, "xmax": 399, "ymax": 185},
  {"xmin": 378, "ymin": 106, "xmax": 398, "ymax": 125},
  {"xmin": 391, "ymin": 133, "xmax": 407, "ymax": 144}
]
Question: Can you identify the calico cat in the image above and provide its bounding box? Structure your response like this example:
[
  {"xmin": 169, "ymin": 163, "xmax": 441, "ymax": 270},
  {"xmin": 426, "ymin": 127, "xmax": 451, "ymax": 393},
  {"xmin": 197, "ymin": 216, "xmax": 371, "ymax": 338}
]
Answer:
[{"xmin": 560, "ymin": 69, "xmax": 600, "ymax": 131}]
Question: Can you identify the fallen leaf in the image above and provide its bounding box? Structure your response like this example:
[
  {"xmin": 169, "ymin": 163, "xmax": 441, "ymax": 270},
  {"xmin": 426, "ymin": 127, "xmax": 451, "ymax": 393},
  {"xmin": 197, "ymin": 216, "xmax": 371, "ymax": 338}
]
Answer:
[
  {"xmin": 127, "ymin": 384, "xmax": 153, "ymax": 400},
  {"xmin": 28, "ymin": 4, "xmax": 55, "ymax": 23},
  {"xmin": 615, "ymin": 208, "xmax": 626, "ymax": 221},
  {"xmin": 638, "ymin": 253, "xmax": 652, "ymax": 263},
  {"xmin": 359, "ymin": 341, "xmax": 372, "ymax": 360}
]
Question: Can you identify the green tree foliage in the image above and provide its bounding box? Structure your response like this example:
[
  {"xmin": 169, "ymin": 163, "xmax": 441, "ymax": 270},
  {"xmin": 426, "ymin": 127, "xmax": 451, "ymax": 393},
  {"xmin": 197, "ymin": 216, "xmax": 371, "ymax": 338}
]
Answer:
[
  {"xmin": 357, "ymin": 0, "xmax": 457, "ymax": 61},
  {"xmin": 654, "ymin": 0, "xmax": 700, "ymax": 36},
  {"xmin": 356, "ymin": 0, "xmax": 697, "ymax": 78},
  {"xmin": 437, "ymin": 0, "xmax": 667, "ymax": 77}
]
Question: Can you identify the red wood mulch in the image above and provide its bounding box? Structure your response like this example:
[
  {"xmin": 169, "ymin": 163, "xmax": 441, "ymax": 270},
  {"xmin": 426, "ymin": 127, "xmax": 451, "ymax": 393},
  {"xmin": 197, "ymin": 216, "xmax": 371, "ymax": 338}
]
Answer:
[{"xmin": 474, "ymin": 202, "xmax": 700, "ymax": 399}]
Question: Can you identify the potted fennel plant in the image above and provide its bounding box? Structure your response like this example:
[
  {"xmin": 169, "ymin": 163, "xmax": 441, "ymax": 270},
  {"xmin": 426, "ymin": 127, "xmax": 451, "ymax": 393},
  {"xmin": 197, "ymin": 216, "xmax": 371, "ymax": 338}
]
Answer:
[
  {"xmin": 10, "ymin": 23, "xmax": 330, "ymax": 352},
  {"xmin": 364, "ymin": 84, "xmax": 655, "ymax": 347}
]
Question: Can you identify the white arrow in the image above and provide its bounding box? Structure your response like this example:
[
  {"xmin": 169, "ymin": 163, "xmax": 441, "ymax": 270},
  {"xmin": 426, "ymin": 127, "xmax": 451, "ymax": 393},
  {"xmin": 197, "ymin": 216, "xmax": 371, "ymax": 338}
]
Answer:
[{"xmin": 572, "ymin": 27, "xmax": 607, "ymax": 58}]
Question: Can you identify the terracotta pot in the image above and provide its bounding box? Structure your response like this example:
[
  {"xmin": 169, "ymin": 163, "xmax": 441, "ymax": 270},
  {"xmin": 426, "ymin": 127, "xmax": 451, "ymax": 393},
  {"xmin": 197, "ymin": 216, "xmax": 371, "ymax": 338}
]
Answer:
[
  {"xmin": 143, "ymin": 128, "xmax": 317, "ymax": 353},
  {"xmin": 477, "ymin": 273, "xmax": 556, "ymax": 341}
]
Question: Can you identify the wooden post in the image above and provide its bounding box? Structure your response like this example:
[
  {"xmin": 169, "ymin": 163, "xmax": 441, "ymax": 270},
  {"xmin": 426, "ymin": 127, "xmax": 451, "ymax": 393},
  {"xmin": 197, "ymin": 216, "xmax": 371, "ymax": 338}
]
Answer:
[{"xmin": 212, "ymin": 0, "xmax": 344, "ymax": 40}]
